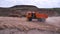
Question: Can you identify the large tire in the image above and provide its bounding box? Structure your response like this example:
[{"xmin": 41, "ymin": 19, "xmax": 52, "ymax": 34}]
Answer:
[
  {"xmin": 38, "ymin": 18, "xmax": 42, "ymax": 22},
  {"xmin": 28, "ymin": 18, "xmax": 32, "ymax": 21},
  {"xmin": 42, "ymin": 18, "xmax": 45, "ymax": 22},
  {"xmin": 38, "ymin": 18, "xmax": 45, "ymax": 22}
]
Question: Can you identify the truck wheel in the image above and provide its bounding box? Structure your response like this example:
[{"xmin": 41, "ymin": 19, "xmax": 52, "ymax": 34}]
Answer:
[
  {"xmin": 38, "ymin": 18, "xmax": 42, "ymax": 22},
  {"xmin": 28, "ymin": 18, "xmax": 32, "ymax": 21},
  {"xmin": 41, "ymin": 18, "xmax": 45, "ymax": 22},
  {"xmin": 38, "ymin": 18, "xmax": 45, "ymax": 22}
]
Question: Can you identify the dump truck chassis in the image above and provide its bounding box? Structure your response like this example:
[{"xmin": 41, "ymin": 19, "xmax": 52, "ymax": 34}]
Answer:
[{"xmin": 28, "ymin": 18, "xmax": 45, "ymax": 22}]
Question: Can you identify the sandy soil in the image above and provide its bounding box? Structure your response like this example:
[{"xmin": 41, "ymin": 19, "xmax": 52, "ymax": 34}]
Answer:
[{"xmin": 0, "ymin": 16, "xmax": 60, "ymax": 34}]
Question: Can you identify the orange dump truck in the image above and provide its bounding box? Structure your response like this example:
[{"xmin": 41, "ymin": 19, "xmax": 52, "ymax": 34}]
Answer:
[{"xmin": 26, "ymin": 11, "xmax": 48, "ymax": 22}]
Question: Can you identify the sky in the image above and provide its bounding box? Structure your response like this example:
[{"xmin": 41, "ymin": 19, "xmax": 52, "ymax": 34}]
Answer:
[{"xmin": 0, "ymin": 0, "xmax": 60, "ymax": 8}]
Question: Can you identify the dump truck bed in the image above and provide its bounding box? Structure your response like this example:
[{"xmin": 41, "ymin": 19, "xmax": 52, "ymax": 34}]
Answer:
[{"xmin": 36, "ymin": 13, "xmax": 48, "ymax": 18}]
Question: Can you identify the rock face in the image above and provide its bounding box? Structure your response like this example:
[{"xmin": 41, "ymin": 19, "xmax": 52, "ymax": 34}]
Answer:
[{"xmin": 0, "ymin": 5, "xmax": 58, "ymax": 17}]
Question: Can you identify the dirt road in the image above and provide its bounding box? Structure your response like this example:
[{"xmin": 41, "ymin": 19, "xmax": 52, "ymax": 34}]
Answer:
[{"xmin": 0, "ymin": 16, "xmax": 60, "ymax": 34}]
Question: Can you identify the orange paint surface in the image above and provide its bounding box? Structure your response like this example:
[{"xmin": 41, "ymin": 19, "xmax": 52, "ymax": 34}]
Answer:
[
  {"xmin": 26, "ymin": 12, "xmax": 48, "ymax": 19},
  {"xmin": 36, "ymin": 13, "xmax": 48, "ymax": 18}
]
